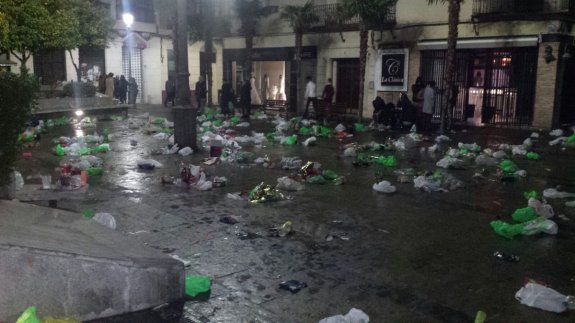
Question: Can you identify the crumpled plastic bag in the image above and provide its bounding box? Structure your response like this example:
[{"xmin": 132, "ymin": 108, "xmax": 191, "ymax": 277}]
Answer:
[
  {"xmin": 185, "ymin": 274, "xmax": 211, "ymax": 297},
  {"xmin": 475, "ymin": 155, "xmax": 498, "ymax": 167},
  {"xmin": 435, "ymin": 135, "xmax": 451, "ymax": 143},
  {"xmin": 492, "ymin": 150, "xmax": 507, "ymax": 159},
  {"xmin": 178, "ymin": 147, "xmax": 193, "ymax": 156},
  {"xmin": 375, "ymin": 155, "xmax": 397, "ymax": 167},
  {"xmin": 549, "ymin": 129, "xmax": 564, "ymax": 137},
  {"xmin": 413, "ymin": 175, "xmax": 443, "ymax": 192},
  {"xmin": 512, "ymin": 207, "xmax": 537, "ymax": 223},
  {"xmin": 93, "ymin": 213, "xmax": 117, "ymax": 229},
  {"xmin": 512, "ymin": 145, "xmax": 527, "ymax": 156},
  {"xmin": 277, "ymin": 176, "xmax": 304, "ymax": 191},
  {"xmin": 281, "ymin": 157, "xmax": 303, "ymax": 170},
  {"xmin": 303, "ymin": 136, "xmax": 317, "ymax": 146},
  {"xmin": 319, "ymin": 308, "xmax": 370, "ymax": 323},
  {"xmin": 248, "ymin": 182, "xmax": 283, "ymax": 203},
  {"xmin": 499, "ymin": 160, "xmax": 518, "ymax": 174},
  {"xmin": 549, "ymin": 137, "xmax": 566, "ymax": 146},
  {"xmin": 522, "ymin": 217, "xmax": 558, "ymax": 235},
  {"xmin": 373, "ymin": 181, "xmax": 396, "ymax": 193},
  {"xmin": 515, "ymin": 282, "xmax": 568, "ymax": 313},
  {"xmin": 528, "ymin": 198, "xmax": 554, "ymax": 219},
  {"xmin": 343, "ymin": 147, "xmax": 357, "ymax": 157},
  {"xmin": 281, "ymin": 135, "xmax": 297, "ymax": 145},
  {"xmin": 543, "ymin": 188, "xmax": 575, "ymax": 199},
  {"xmin": 436, "ymin": 156, "xmax": 464, "ymax": 169},
  {"xmin": 16, "ymin": 306, "xmax": 40, "ymax": 323},
  {"xmin": 335, "ymin": 124, "xmax": 346, "ymax": 133}
]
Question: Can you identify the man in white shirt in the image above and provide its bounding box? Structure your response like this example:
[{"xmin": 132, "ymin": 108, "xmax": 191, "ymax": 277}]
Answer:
[
  {"xmin": 303, "ymin": 76, "xmax": 316, "ymax": 118},
  {"xmin": 422, "ymin": 80, "xmax": 436, "ymax": 131}
]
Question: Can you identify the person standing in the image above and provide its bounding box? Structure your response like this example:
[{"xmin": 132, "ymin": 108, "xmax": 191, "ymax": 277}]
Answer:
[
  {"xmin": 422, "ymin": 80, "xmax": 436, "ymax": 131},
  {"xmin": 240, "ymin": 79, "xmax": 252, "ymax": 119},
  {"xmin": 113, "ymin": 76, "xmax": 120, "ymax": 100},
  {"xmin": 321, "ymin": 78, "xmax": 335, "ymax": 120},
  {"xmin": 303, "ymin": 76, "xmax": 316, "ymax": 118},
  {"xmin": 164, "ymin": 75, "xmax": 176, "ymax": 107},
  {"xmin": 195, "ymin": 75, "xmax": 207, "ymax": 115},
  {"xmin": 118, "ymin": 75, "xmax": 128, "ymax": 104},
  {"xmin": 250, "ymin": 73, "xmax": 262, "ymax": 106},
  {"xmin": 105, "ymin": 73, "xmax": 114, "ymax": 97},
  {"xmin": 128, "ymin": 77, "xmax": 138, "ymax": 106},
  {"xmin": 220, "ymin": 79, "xmax": 233, "ymax": 118},
  {"xmin": 98, "ymin": 74, "xmax": 106, "ymax": 94}
]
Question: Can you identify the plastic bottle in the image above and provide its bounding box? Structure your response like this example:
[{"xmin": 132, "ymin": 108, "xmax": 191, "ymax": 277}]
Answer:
[
  {"xmin": 493, "ymin": 251, "xmax": 520, "ymax": 262},
  {"xmin": 278, "ymin": 221, "xmax": 293, "ymax": 237}
]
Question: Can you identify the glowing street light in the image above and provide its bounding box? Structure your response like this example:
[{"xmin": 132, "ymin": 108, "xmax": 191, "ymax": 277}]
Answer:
[{"xmin": 122, "ymin": 13, "xmax": 134, "ymax": 28}]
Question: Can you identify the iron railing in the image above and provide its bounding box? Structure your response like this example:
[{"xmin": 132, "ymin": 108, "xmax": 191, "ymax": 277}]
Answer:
[
  {"xmin": 303, "ymin": 3, "xmax": 396, "ymax": 32},
  {"xmin": 473, "ymin": 0, "xmax": 575, "ymax": 19}
]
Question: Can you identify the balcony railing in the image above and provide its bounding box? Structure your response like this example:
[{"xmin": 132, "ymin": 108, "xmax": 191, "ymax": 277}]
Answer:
[
  {"xmin": 473, "ymin": 0, "xmax": 575, "ymax": 21},
  {"xmin": 303, "ymin": 4, "xmax": 396, "ymax": 32}
]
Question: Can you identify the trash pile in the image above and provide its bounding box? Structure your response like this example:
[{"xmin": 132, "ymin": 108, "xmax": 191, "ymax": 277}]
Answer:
[
  {"xmin": 161, "ymin": 163, "xmax": 227, "ymax": 191},
  {"xmin": 52, "ymin": 133, "xmax": 111, "ymax": 157}
]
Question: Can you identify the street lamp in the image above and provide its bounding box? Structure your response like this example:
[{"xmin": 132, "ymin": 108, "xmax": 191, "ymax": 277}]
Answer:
[{"xmin": 123, "ymin": 13, "xmax": 134, "ymax": 105}]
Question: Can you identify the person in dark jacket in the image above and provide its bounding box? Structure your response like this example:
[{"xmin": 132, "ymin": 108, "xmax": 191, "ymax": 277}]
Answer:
[
  {"xmin": 118, "ymin": 75, "xmax": 128, "ymax": 104},
  {"xmin": 164, "ymin": 75, "xmax": 176, "ymax": 107},
  {"xmin": 372, "ymin": 96, "xmax": 385, "ymax": 124},
  {"xmin": 220, "ymin": 79, "xmax": 234, "ymax": 118},
  {"xmin": 397, "ymin": 92, "xmax": 416, "ymax": 129},
  {"xmin": 240, "ymin": 80, "xmax": 251, "ymax": 119},
  {"xmin": 195, "ymin": 76, "xmax": 207, "ymax": 115},
  {"xmin": 128, "ymin": 77, "xmax": 138, "ymax": 106}
]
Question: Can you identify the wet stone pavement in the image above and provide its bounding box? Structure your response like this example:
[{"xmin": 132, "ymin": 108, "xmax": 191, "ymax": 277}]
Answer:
[{"xmin": 17, "ymin": 104, "xmax": 575, "ymax": 322}]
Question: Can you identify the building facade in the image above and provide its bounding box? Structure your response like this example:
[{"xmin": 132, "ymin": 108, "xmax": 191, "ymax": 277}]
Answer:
[{"xmin": 7, "ymin": 0, "xmax": 575, "ymax": 128}]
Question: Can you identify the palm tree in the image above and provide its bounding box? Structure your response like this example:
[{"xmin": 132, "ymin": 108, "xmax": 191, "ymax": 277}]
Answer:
[
  {"xmin": 428, "ymin": 0, "xmax": 464, "ymax": 133},
  {"xmin": 340, "ymin": 0, "xmax": 398, "ymax": 121},
  {"xmin": 234, "ymin": 0, "xmax": 265, "ymax": 77},
  {"xmin": 281, "ymin": 2, "xmax": 318, "ymax": 115}
]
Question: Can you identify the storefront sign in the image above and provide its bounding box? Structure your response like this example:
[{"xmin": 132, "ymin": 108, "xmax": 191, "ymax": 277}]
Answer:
[{"xmin": 375, "ymin": 48, "xmax": 409, "ymax": 92}]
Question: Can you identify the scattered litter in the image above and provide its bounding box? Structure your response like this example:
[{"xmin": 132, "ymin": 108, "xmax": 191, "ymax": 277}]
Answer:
[
  {"xmin": 512, "ymin": 145, "xmax": 527, "ymax": 156},
  {"xmin": 413, "ymin": 175, "xmax": 444, "ymax": 192},
  {"xmin": 549, "ymin": 129, "xmax": 564, "ymax": 137},
  {"xmin": 530, "ymin": 132, "xmax": 540, "ymax": 138},
  {"xmin": 279, "ymin": 280, "xmax": 307, "ymax": 293},
  {"xmin": 436, "ymin": 156, "xmax": 464, "ymax": 169},
  {"xmin": 493, "ymin": 251, "xmax": 520, "ymax": 262},
  {"xmin": 269, "ymin": 221, "xmax": 293, "ymax": 237},
  {"xmin": 435, "ymin": 135, "xmax": 451, "ymax": 143},
  {"xmin": 526, "ymin": 152, "xmax": 540, "ymax": 160},
  {"xmin": 178, "ymin": 147, "xmax": 193, "ymax": 156},
  {"xmin": 319, "ymin": 308, "xmax": 370, "ymax": 323},
  {"xmin": 372, "ymin": 181, "xmax": 396, "ymax": 193},
  {"xmin": 303, "ymin": 136, "xmax": 317, "ymax": 146},
  {"xmin": 236, "ymin": 122, "xmax": 250, "ymax": 127},
  {"xmin": 226, "ymin": 192, "xmax": 245, "ymax": 201},
  {"xmin": 277, "ymin": 176, "xmax": 305, "ymax": 191},
  {"xmin": 92, "ymin": 213, "xmax": 116, "ymax": 229},
  {"xmin": 281, "ymin": 157, "xmax": 303, "ymax": 170},
  {"xmin": 220, "ymin": 216, "xmax": 239, "ymax": 225},
  {"xmin": 137, "ymin": 159, "xmax": 163, "ymax": 170},
  {"xmin": 185, "ymin": 275, "xmax": 211, "ymax": 297},
  {"xmin": 549, "ymin": 137, "xmax": 566, "ymax": 146},
  {"xmin": 566, "ymin": 201, "xmax": 575, "ymax": 207},
  {"xmin": 248, "ymin": 182, "xmax": 287, "ymax": 203},
  {"xmin": 475, "ymin": 155, "xmax": 498, "ymax": 167},
  {"xmin": 335, "ymin": 124, "xmax": 346, "ymax": 133},
  {"xmin": 515, "ymin": 282, "xmax": 568, "ymax": 313},
  {"xmin": 543, "ymin": 188, "xmax": 575, "ymax": 199},
  {"xmin": 343, "ymin": 147, "xmax": 357, "ymax": 157}
]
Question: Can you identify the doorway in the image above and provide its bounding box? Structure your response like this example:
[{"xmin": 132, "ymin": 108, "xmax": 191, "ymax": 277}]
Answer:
[
  {"xmin": 560, "ymin": 55, "xmax": 575, "ymax": 125},
  {"xmin": 336, "ymin": 58, "xmax": 360, "ymax": 111}
]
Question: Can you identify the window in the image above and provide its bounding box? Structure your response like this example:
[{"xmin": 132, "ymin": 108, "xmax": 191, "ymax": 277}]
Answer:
[
  {"xmin": 116, "ymin": 0, "xmax": 155, "ymax": 23},
  {"xmin": 33, "ymin": 48, "xmax": 66, "ymax": 85}
]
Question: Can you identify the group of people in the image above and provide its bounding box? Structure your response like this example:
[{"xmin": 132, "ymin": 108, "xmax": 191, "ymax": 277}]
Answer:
[
  {"xmin": 372, "ymin": 76, "xmax": 457, "ymax": 131},
  {"xmin": 98, "ymin": 73, "xmax": 138, "ymax": 105}
]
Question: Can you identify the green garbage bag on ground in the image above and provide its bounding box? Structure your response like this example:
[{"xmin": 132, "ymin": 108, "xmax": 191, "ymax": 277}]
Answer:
[
  {"xmin": 523, "ymin": 191, "xmax": 538, "ymax": 200},
  {"xmin": 79, "ymin": 147, "xmax": 91, "ymax": 156},
  {"xmin": 282, "ymin": 135, "xmax": 297, "ymax": 145},
  {"xmin": 163, "ymin": 127, "xmax": 173, "ymax": 135},
  {"xmin": 354, "ymin": 123, "xmax": 365, "ymax": 132},
  {"xmin": 490, "ymin": 220, "xmax": 525, "ymax": 239},
  {"xmin": 152, "ymin": 117, "xmax": 166, "ymax": 125},
  {"xmin": 499, "ymin": 160, "xmax": 517, "ymax": 174},
  {"xmin": 95, "ymin": 144, "xmax": 110, "ymax": 153},
  {"xmin": 86, "ymin": 167, "xmax": 103, "ymax": 176},
  {"xmin": 322, "ymin": 170, "xmax": 339, "ymax": 181},
  {"xmin": 512, "ymin": 207, "xmax": 537, "ymax": 223},
  {"xmin": 319, "ymin": 126, "xmax": 331, "ymax": 137},
  {"xmin": 82, "ymin": 209, "xmax": 95, "ymax": 219},
  {"xmin": 299, "ymin": 127, "xmax": 312, "ymax": 135},
  {"xmin": 306, "ymin": 175, "xmax": 327, "ymax": 184},
  {"xmin": 213, "ymin": 119, "xmax": 223, "ymax": 127},
  {"xmin": 526, "ymin": 152, "xmax": 540, "ymax": 160},
  {"xmin": 265, "ymin": 132, "xmax": 276, "ymax": 142},
  {"xmin": 16, "ymin": 306, "xmax": 40, "ymax": 323},
  {"xmin": 375, "ymin": 155, "xmax": 397, "ymax": 167},
  {"xmin": 185, "ymin": 275, "xmax": 211, "ymax": 297},
  {"xmin": 566, "ymin": 134, "xmax": 575, "ymax": 143},
  {"xmin": 230, "ymin": 116, "xmax": 240, "ymax": 125},
  {"xmin": 54, "ymin": 144, "xmax": 65, "ymax": 156}
]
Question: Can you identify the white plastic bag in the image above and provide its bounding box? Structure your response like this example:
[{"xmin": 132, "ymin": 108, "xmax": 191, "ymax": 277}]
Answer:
[
  {"xmin": 543, "ymin": 188, "xmax": 575, "ymax": 199},
  {"xmin": 335, "ymin": 124, "xmax": 346, "ymax": 133},
  {"xmin": 277, "ymin": 176, "xmax": 305, "ymax": 191},
  {"xmin": 530, "ymin": 132, "xmax": 540, "ymax": 138},
  {"xmin": 413, "ymin": 176, "xmax": 443, "ymax": 192},
  {"xmin": 303, "ymin": 136, "xmax": 317, "ymax": 147},
  {"xmin": 515, "ymin": 282, "xmax": 567, "ymax": 313},
  {"xmin": 319, "ymin": 308, "xmax": 370, "ymax": 323},
  {"xmin": 93, "ymin": 213, "xmax": 117, "ymax": 230},
  {"xmin": 372, "ymin": 181, "xmax": 396, "ymax": 194},
  {"xmin": 436, "ymin": 156, "xmax": 464, "ymax": 169},
  {"xmin": 512, "ymin": 145, "xmax": 527, "ymax": 156},
  {"xmin": 435, "ymin": 135, "xmax": 451, "ymax": 143},
  {"xmin": 236, "ymin": 122, "xmax": 250, "ymax": 127},
  {"xmin": 549, "ymin": 129, "xmax": 564, "ymax": 137},
  {"xmin": 549, "ymin": 137, "xmax": 566, "ymax": 146},
  {"xmin": 343, "ymin": 147, "xmax": 357, "ymax": 157},
  {"xmin": 178, "ymin": 147, "xmax": 193, "ymax": 156},
  {"xmin": 492, "ymin": 150, "xmax": 508, "ymax": 159},
  {"xmin": 475, "ymin": 155, "xmax": 498, "ymax": 167},
  {"xmin": 528, "ymin": 198, "xmax": 554, "ymax": 219},
  {"xmin": 523, "ymin": 218, "xmax": 558, "ymax": 236}
]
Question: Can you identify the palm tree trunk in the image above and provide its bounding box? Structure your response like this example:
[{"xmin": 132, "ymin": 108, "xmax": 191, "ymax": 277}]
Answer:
[
  {"xmin": 358, "ymin": 21, "xmax": 368, "ymax": 122},
  {"xmin": 206, "ymin": 33, "xmax": 213, "ymax": 107},
  {"xmin": 295, "ymin": 32, "xmax": 303, "ymax": 116},
  {"xmin": 440, "ymin": 0, "xmax": 461, "ymax": 133},
  {"xmin": 68, "ymin": 50, "xmax": 81, "ymax": 82},
  {"xmin": 245, "ymin": 33, "xmax": 253, "ymax": 78}
]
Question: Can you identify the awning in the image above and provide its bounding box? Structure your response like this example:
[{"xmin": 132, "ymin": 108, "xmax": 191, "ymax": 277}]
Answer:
[{"xmin": 418, "ymin": 36, "xmax": 539, "ymax": 50}]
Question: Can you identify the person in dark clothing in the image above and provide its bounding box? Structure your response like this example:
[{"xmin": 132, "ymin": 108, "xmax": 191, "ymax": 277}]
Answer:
[
  {"xmin": 128, "ymin": 77, "xmax": 138, "ymax": 106},
  {"xmin": 240, "ymin": 80, "xmax": 251, "ymax": 119},
  {"xmin": 372, "ymin": 96, "xmax": 385, "ymax": 124},
  {"xmin": 118, "ymin": 75, "xmax": 128, "ymax": 104},
  {"xmin": 164, "ymin": 75, "xmax": 176, "ymax": 107},
  {"xmin": 321, "ymin": 78, "xmax": 335, "ymax": 120},
  {"xmin": 98, "ymin": 75, "xmax": 106, "ymax": 94},
  {"xmin": 397, "ymin": 92, "xmax": 416, "ymax": 129},
  {"xmin": 220, "ymin": 79, "xmax": 234, "ymax": 118},
  {"xmin": 195, "ymin": 76, "xmax": 207, "ymax": 115},
  {"xmin": 113, "ymin": 76, "xmax": 120, "ymax": 100}
]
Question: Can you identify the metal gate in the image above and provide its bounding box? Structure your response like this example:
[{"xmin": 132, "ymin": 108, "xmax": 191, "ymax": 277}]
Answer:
[
  {"xmin": 420, "ymin": 47, "xmax": 538, "ymax": 127},
  {"xmin": 122, "ymin": 46, "xmax": 143, "ymax": 102}
]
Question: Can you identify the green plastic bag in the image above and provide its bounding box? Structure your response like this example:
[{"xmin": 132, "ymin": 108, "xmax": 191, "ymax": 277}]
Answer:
[
  {"xmin": 213, "ymin": 119, "xmax": 223, "ymax": 127},
  {"xmin": 282, "ymin": 135, "xmax": 297, "ymax": 145},
  {"xmin": 16, "ymin": 306, "xmax": 40, "ymax": 323},
  {"xmin": 523, "ymin": 191, "xmax": 538, "ymax": 200},
  {"xmin": 299, "ymin": 127, "xmax": 312, "ymax": 135},
  {"xmin": 566, "ymin": 134, "xmax": 575, "ymax": 143},
  {"xmin": 185, "ymin": 275, "xmax": 211, "ymax": 297},
  {"xmin": 499, "ymin": 160, "xmax": 517, "ymax": 174},
  {"xmin": 54, "ymin": 144, "xmax": 65, "ymax": 156},
  {"xmin": 205, "ymin": 107, "xmax": 216, "ymax": 120},
  {"xmin": 512, "ymin": 207, "xmax": 537, "ymax": 223},
  {"xmin": 153, "ymin": 117, "xmax": 165, "ymax": 125},
  {"xmin": 354, "ymin": 123, "xmax": 365, "ymax": 132},
  {"xmin": 306, "ymin": 175, "xmax": 327, "ymax": 184},
  {"xmin": 319, "ymin": 126, "xmax": 331, "ymax": 137},
  {"xmin": 458, "ymin": 148, "xmax": 470, "ymax": 156},
  {"xmin": 375, "ymin": 155, "xmax": 397, "ymax": 167},
  {"xmin": 322, "ymin": 170, "xmax": 339, "ymax": 181},
  {"xmin": 86, "ymin": 167, "xmax": 103, "ymax": 176},
  {"xmin": 82, "ymin": 209, "xmax": 95, "ymax": 219},
  {"xmin": 162, "ymin": 127, "xmax": 173, "ymax": 135},
  {"xmin": 230, "ymin": 116, "xmax": 240, "ymax": 125},
  {"xmin": 526, "ymin": 152, "xmax": 540, "ymax": 160},
  {"xmin": 254, "ymin": 111, "xmax": 263, "ymax": 118},
  {"xmin": 490, "ymin": 220, "xmax": 525, "ymax": 239},
  {"xmin": 356, "ymin": 152, "xmax": 368, "ymax": 162},
  {"xmin": 265, "ymin": 132, "xmax": 276, "ymax": 142},
  {"xmin": 79, "ymin": 147, "xmax": 91, "ymax": 156}
]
